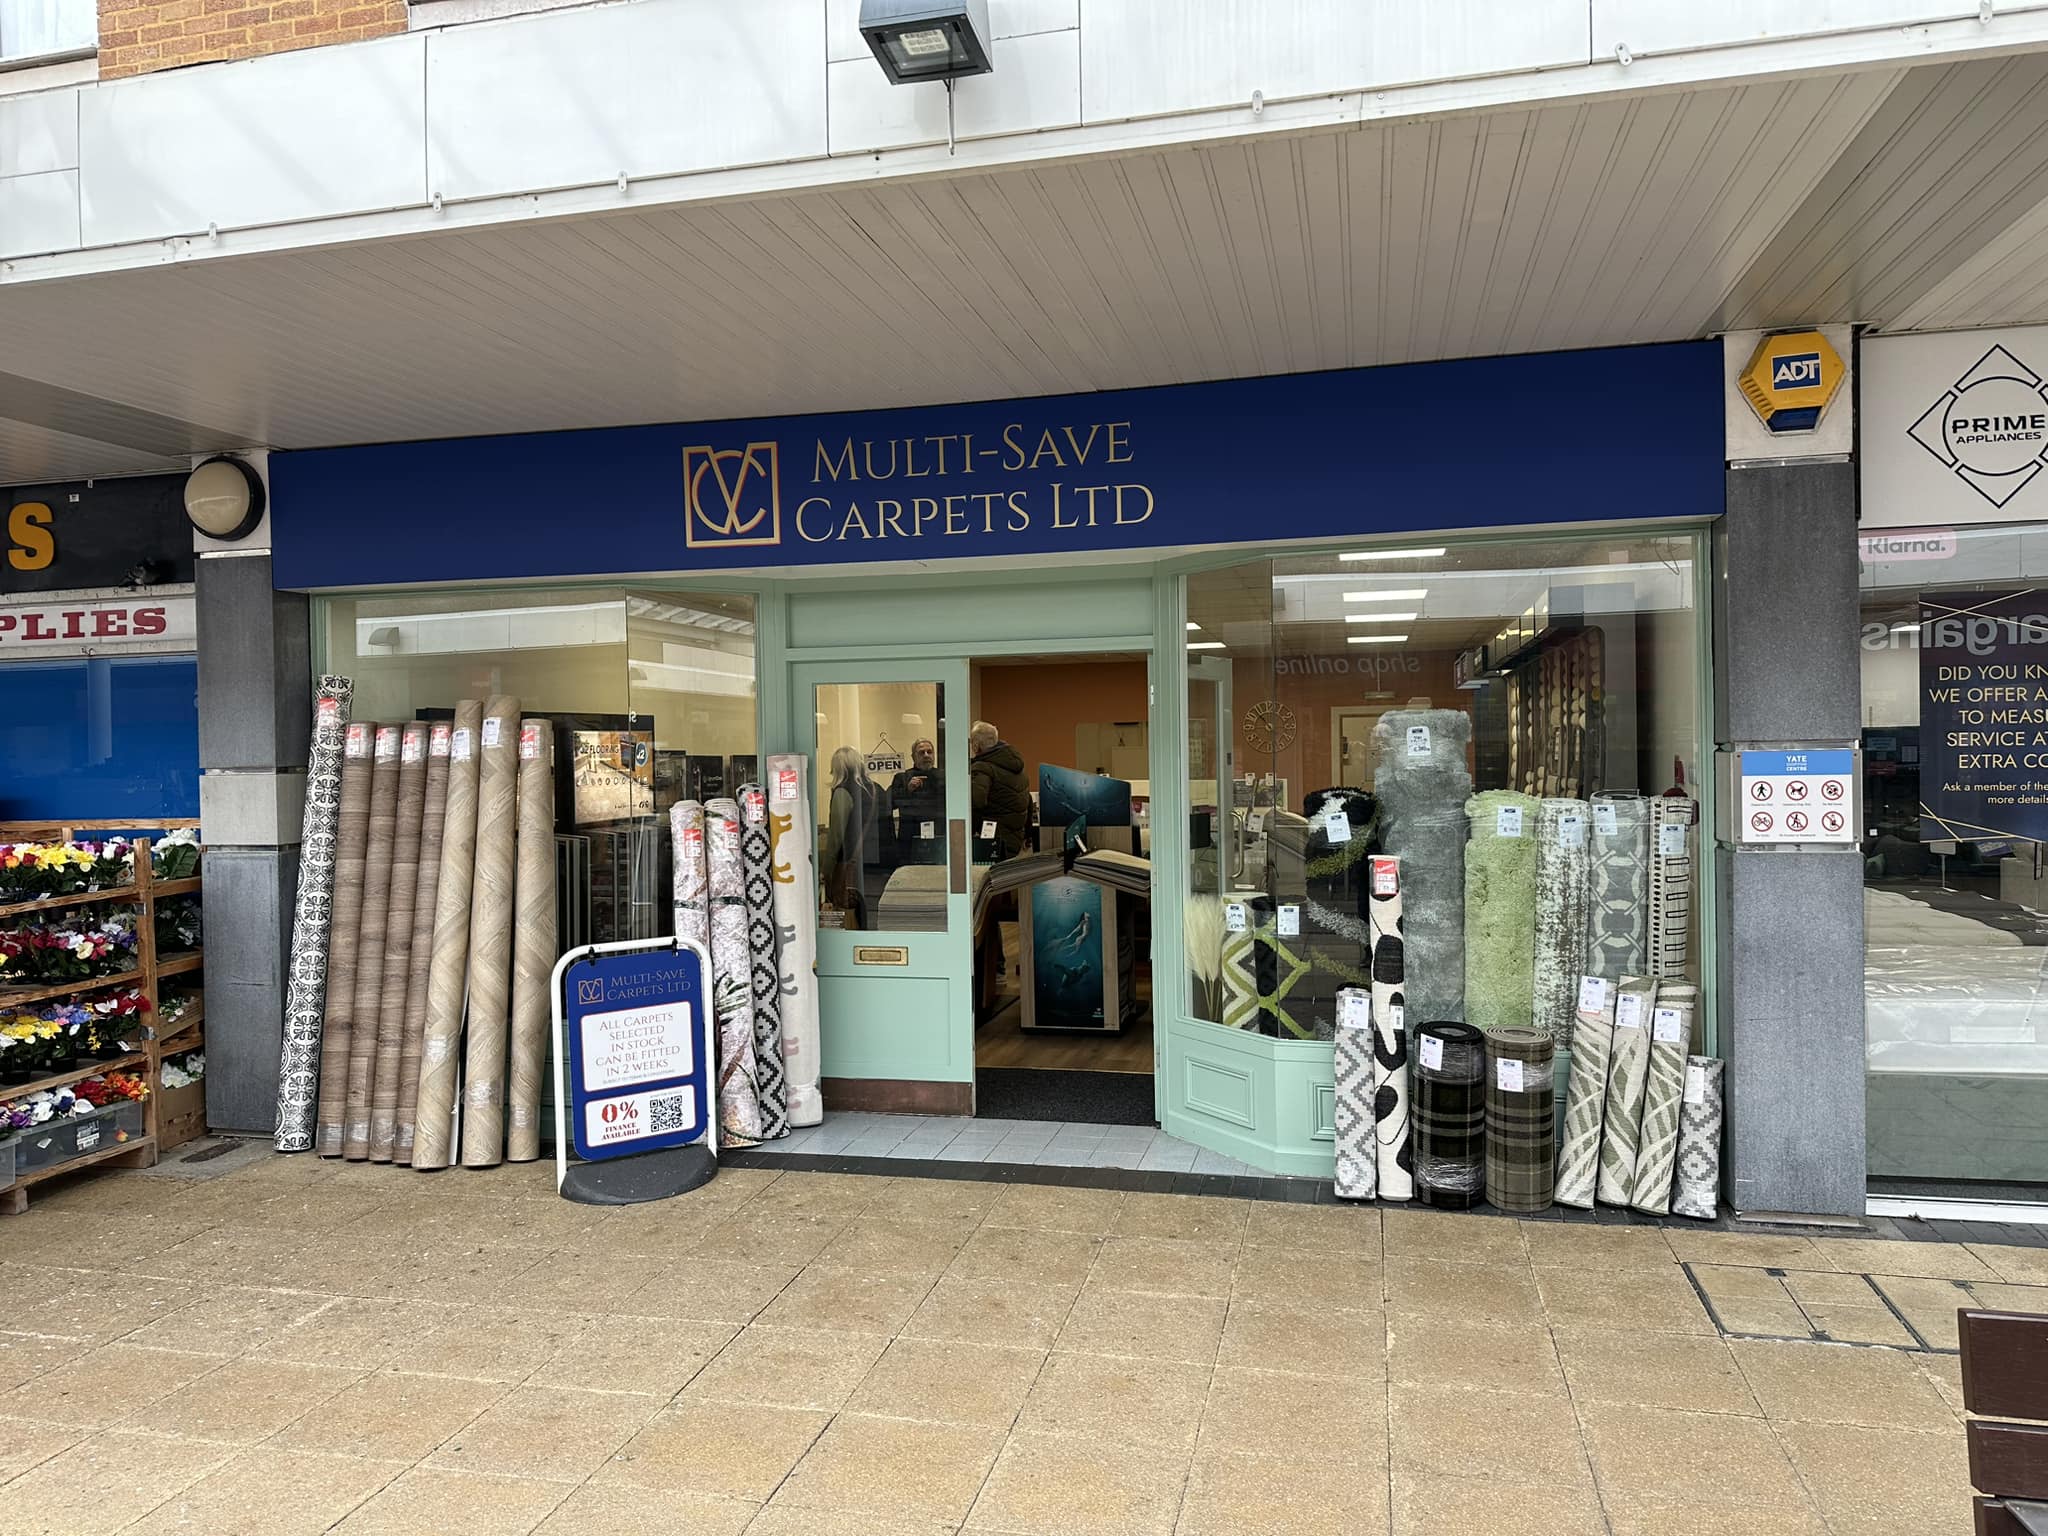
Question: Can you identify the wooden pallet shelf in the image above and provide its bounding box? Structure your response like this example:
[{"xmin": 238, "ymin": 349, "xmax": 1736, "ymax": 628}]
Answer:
[
  {"xmin": 156, "ymin": 949, "xmax": 204, "ymax": 978},
  {"xmin": 0, "ymin": 968, "xmax": 146, "ymax": 1010},
  {"xmin": 0, "ymin": 1135, "xmax": 156, "ymax": 1214},
  {"xmin": 0, "ymin": 1052, "xmax": 149, "ymax": 1097},
  {"xmin": 0, "ymin": 885, "xmax": 142, "ymax": 920}
]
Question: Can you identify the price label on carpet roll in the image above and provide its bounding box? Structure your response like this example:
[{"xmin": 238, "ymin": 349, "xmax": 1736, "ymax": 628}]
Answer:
[
  {"xmin": 1337, "ymin": 991, "xmax": 1370, "ymax": 1029},
  {"xmin": 345, "ymin": 723, "xmax": 370, "ymax": 759},
  {"xmin": 1615, "ymin": 993, "xmax": 1646, "ymax": 1030},
  {"xmin": 1224, "ymin": 902, "xmax": 1248, "ymax": 933},
  {"xmin": 1321, "ymin": 807, "xmax": 1351, "ymax": 842},
  {"xmin": 919, "ymin": 821, "xmax": 935, "ymax": 839},
  {"xmin": 430, "ymin": 723, "xmax": 451, "ymax": 756},
  {"xmin": 1495, "ymin": 1056, "xmax": 1525, "ymax": 1093},
  {"xmin": 1389, "ymin": 1003, "xmax": 1404, "ymax": 1032},
  {"xmin": 979, "ymin": 820, "xmax": 995, "ymax": 839},
  {"xmin": 451, "ymin": 728, "xmax": 472, "ymax": 762},
  {"xmin": 1658, "ymin": 821, "xmax": 1688, "ymax": 857},
  {"xmin": 482, "ymin": 717, "xmax": 503, "ymax": 748},
  {"xmin": 1578, "ymin": 976, "xmax": 1609, "ymax": 1013},
  {"xmin": 316, "ymin": 697, "xmax": 340, "ymax": 727},
  {"xmin": 1277, "ymin": 904, "xmax": 1300, "ymax": 937},
  {"xmin": 1594, "ymin": 803, "xmax": 1619, "ymax": 837},
  {"xmin": 1370, "ymin": 856, "xmax": 1399, "ymax": 897},
  {"xmin": 1653, "ymin": 1007, "xmax": 1685, "ymax": 1044},
  {"xmin": 1419, "ymin": 1033, "xmax": 1444, "ymax": 1071},
  {"xmin": 519, "ymin": 722, "xmax": 543, "ymax": 760},
  {"xmin": 401, "ymin": 730, "xmax": 423, "ymax": 764},
  {"xmin": 1685, "ymin": 1063, "xmax": 1708, "ymax": 1105},
  {"xmin": 1405, "ymin": 724, "xmax": 1432, "ymax": 757},
  {"xmin": 1246, "ymin": 812, "xmax": 1264, "ymax": 836},
  {"xmin": 1559, "ymin": 813, "xmax": 1586, "ymax": 848},
  {"xmin": 374, "ymin": 726, "xmax": 400, "ymax": 761},
  {"xmin": 1495, "ymin": 805, "xmax": 1524, "ymax": 837},
  {"xmin": 776, "ymin": 766, "xmax": 800, "ymax": 800}
]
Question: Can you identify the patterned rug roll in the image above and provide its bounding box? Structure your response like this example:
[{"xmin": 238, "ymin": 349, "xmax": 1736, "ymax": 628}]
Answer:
[
  {"xmin": 1371, "ymin": 710, "xmax": 1471, "ymax": 1024},
  {"xmin": 1332, "ymin": 988, "xmax": 1376, "ymax": 1201},
  {"xmin": 1596, "ymin": 975, "xmax": 1658, "ymax": 1204},
  {"xmin": 1585, "ymin": 792, "xmax": 1649, "ymax": 975},
  {"xmin": 1649, "ymin": 798, "xmax": 1696, "ymax": 979},
  {"xmin": 367, "ymin": 721, "xmax": 428, "ymax": 1161},
  {"xmin": 766, "ymin": 756, "xmax": 823, "ymax": 1127},
  {"xmin": 1251, "ymin": 897, "xmax": 1312, "ymax": 1039},
  {"xmin": 1629, "ymin": 981, "xmax": 1697, "ymax": 1213},
  {"xmin": 507, "ymin": 719, "xmax": 557, "ymax": 1163},
  {"xmin": 1464, "ymin": 790, "xmax": 1540, "ymax": 1036},
  {"xmin": 673, "ymin": 799, "xmax": 708, "ymax": 950},
  {"xmin": 277, "ymin": 675, "xmax": 351, "ymax": 1153},
  {"xmin": 1486, "ymin": 1027, "xmax": 1556, "ymax": 1214},
  {"xmin": 1532, "ymin": 799, "xmax": 1591, "ymax": 1052},
  {"xmin": 1554, "ymin": 976, "xmax": 1616, "ymax": 1209},
  {"xmin": 707, "ymin": 798, "xmax": 764, "ymax": 1145},
  {"xmin": 1368, "ymin": 856, "xmax": 1412, "ymax": 1200},
  {"xmin": 739, "ymin": 783, "xmax": 789, "ymax": 1139},
  {"xmin": 1670, "ymin": 1055, "xmax": 1725, "ymax": 1220},
  {"xmin": 1413, "ymin": 1020, "xmax": 1485, "ymax": 1210},
  {"xmin": 1295, "ymin": 789, "xmax": 1377, "ymax": 1040},
  {"xmin": 461, "ymin": 695, "xmax": 521, "ymax": 1169},
  {"xmin": 394, "ymin": 720, "xmax": 451, "ymax": 1165},
  {"xmin": 343, "ymin": 724, "xmax": 402, "ymax": 1161},
  {"xmin": 412, "ymin": 700, "xmax": 483, "ymax": 1172},
  {"xmin": 1219, "ymin": 897, "xmax": 1260, "ymax": 1030}
]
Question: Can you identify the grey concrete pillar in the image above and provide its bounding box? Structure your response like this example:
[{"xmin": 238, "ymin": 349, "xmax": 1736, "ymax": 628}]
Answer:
[
  {"xmin": 1713, "ymin": 460, "xmax": 1866, "ymax": 1218},
  {"xmin": 196, "ymin": 544, "xmax": 309, "ymax": 1136}
]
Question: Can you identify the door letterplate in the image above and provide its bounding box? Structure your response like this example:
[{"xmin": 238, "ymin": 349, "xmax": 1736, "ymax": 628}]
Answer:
[{"xmin": 853, "ymin": 946, "xmax": 910, "ymax": 966}]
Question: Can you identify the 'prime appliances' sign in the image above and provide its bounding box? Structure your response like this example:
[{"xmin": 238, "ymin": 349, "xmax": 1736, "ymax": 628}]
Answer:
[{"xmin": 1865, "ymin": 326, "xmax": 2048, "ymax": 529}]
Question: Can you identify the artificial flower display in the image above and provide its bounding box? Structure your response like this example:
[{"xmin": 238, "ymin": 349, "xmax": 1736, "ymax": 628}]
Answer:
[
  {"xmin": 152, "ymin": 829, "xmax": 201, "ymax": 882},
  {"xmin": 0, "ymin": 840, "xmax": 134, "ymax": 902},
  {"xmin": 161, "ymin": 1051, "xmax": 204, "ymax": 1090},
  {"xmin": 153, "ymin": 896, "xmax": 202, "ymax": 955},
  {"xmin": 0, "ymin": 916, "xmax": 139, "ymax": 983}
]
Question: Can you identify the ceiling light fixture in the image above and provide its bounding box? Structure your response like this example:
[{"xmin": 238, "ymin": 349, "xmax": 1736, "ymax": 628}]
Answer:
[
  {"xmin": 1342, "ymin": 589, "xmax": 1428, "ymax": 603},
  {"xmin": 1187, "ymin": 641, "xmax": 1226, "ymax": 651},
  {"xmin": 1186, "ymin": 621, "xmax": 1201, "ymax": 631},
  {"xmin": 1344, "ymin": 612, "xmax": 1419, "ymax": 623},
  {"xmin": 1346, "ymin": 634, "xmax": 1409, "ymax": 644},
  {"xmin": 1339, "ymin": 548, "xmax": 1446, "ymax": 562}
]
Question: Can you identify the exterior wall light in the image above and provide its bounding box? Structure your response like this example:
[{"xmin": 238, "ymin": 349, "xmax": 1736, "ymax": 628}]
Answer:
[
  {"xmin": 183, "ymin": 456, "xmax": 266, "ymax": 540},
  {"xmin": 859, "ymin": 0, "xmax": 994, "ymax": 85}
]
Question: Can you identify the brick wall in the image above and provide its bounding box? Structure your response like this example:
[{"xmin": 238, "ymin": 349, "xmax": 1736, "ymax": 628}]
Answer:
[{"xmin": 98, "ymin": 0, "xmax": 406, "ymax": 78}]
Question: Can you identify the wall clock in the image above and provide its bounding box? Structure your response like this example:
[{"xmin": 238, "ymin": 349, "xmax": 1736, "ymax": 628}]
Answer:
[{"xmin": 1243, "ymin": 700, "xmax": 1297, "ymax": 753}]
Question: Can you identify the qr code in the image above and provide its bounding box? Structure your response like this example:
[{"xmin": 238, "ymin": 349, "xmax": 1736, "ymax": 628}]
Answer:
[{"xmin": 647, "ymin": 1092, "xmax": 690, "ymax": 1134}]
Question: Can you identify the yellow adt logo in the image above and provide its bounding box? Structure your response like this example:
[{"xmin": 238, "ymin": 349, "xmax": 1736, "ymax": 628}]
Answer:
[
  {"xmin": 1740, "ymin": 330, "xmax": 1845, "ymax": 434},
  {"xmin": 683, "ymin": 443, "xmax": 782, "ymax": 548}
]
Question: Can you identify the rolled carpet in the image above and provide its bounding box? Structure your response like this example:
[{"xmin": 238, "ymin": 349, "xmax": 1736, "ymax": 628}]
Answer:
[
  {"xmin": 1463, "ymin": 790, "xmax": 1540, "ymax": 1036},
  {"xmin": 1649, "ymin": 797, "xmax": 1697, "ymax": 979},
  {"xmin": 1554, "ymin": 975, "xmax": 1616, "ymax": 1209},
  {"xmin": 1219, "ymin": 896, "xmax": 1260, "ymax": 1031},
  {"xmin": 766, "ymin": 755, "xmax": 823, "ymax": 1127},
  {"xmin": 1332, "ymin": 988, "xmax": 1376, "ymax": 1201},
  {"xmin": 1368, "ymin": 856, "xmax": 1413, "ymax": 1200},
  {"xmin": 1371, "ymin": 709, "xmax": 1471, "ymax": 1023},
  {"xmin": 1596, "ymin": 975, "xmax": 1658, "ymax": 1205},
  {"xmin": 1531, "ymin": 798, "xmax": 1592, "ymax": 1052},
  {"xmin": 1413, "ymin": 1020, "xmax": 1485, "ymax": 1210},
  {"xmin": 1485, "ymin": 1026, "xmax": 1556, "ymax": 1214},
  {"xmin": 673, "ymin": 799, "xmax": 708, "ymax": 951},
  {"xmin": 739, "ymin": 782, "xmax": 789, "ymax": 1139},
  {"xmin": 367, "ymin": 721, "xmax": 428, "ymax": 1161},
  {"xmin": 1585, "ymin": 792, "xmax": 1649, "ymax": 976},
  {"xmin": 1629, "ymin": 981, "xmax": 1697, "ymax": 1214},
  {"xmin": 343, "ymin": 723, "xmax": 402, "ymax": 1161},
  {"xmin": 507, "ymin": 719, "xmax": 558, "ymax": 1163},
  {"xmin": 315, "ymin": 720, "xmax": 372, "ymax": 1157},
  {"xmin": 1295, "ymin": 789, "xmax": 1377, "ymax": 1040},
  {"xmin": 706, "ymin": 798, "xmax": 764, "ymax": 1144},
  {"xmin": 412, "ymin": 700, "xmax": 484, "ymax": 1172},
  {"xmin": 1251, "ymin": 897, "xmax": 1312, "ymax": 1039},
  {"xmin": 276, "ymin": 675, "xmax": 351, "ymax": 1154},
  {"xmin": 1670, "ymin": 1055, "xmax": 1725, "ymax": 1220},
  {"xmin": 460, "ymin": 695, "xmax": 521, "ymax": 1169},
  {"xmin": 393, "ymin": 720, "xmax": 451, "ymax": 1165}
]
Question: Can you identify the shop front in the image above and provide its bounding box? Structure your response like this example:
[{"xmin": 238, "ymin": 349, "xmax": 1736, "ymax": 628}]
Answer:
[{"xmin": 267, "ymin": 340, "xmax": 1727, "ymax": 1179}]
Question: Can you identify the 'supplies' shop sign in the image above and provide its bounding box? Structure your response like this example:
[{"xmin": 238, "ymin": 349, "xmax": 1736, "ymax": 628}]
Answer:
[{"xmin": 1919, "ymin": 589, "xmax": 2048, "ymax": 843}]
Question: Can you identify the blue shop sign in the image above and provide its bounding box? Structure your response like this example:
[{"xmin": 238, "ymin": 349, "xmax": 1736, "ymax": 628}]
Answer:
[{"xmin": 270, "ymin": 341, "xmax": 1723, "ymax": 588}]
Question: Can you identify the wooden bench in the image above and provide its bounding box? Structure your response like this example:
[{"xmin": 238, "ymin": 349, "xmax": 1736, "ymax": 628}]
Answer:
[{"xmin": 1962, "ymin": 1308, "xmax": 2048, "ymax": 1535}]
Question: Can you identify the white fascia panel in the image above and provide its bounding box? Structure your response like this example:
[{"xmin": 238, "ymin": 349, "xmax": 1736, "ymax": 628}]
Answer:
[
  {"xmin": 1594, "ymin": 0, "xmax": 2048, "ymax": 58},
  {"xmin": 829, "ymin": 26, "xmax": 1079, "ymax": 155}
]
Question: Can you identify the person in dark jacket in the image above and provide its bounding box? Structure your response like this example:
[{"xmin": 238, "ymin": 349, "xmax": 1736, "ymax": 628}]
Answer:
[
  {"xmin": 969, "ymin": 721, "xmax": 1030, "ymax": 860},
  {"xmin": 888, "ymin": 738, "xmax": 945, "ymax": 865}
]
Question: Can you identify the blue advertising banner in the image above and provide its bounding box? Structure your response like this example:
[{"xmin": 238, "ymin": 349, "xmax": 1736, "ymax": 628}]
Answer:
[
  {"xmin": 551, "ymin": 939, "xmax": 713, "ymax": 1167},
  {"xmin": 1918, "ymin": 588, "xmax": 2048, "ymax": 843},
  {"xmin": 269, "ymin": 342, "xmax": 1723, "ymax": 589}
]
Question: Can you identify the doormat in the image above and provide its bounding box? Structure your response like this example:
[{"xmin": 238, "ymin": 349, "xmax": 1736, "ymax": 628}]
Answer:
[{"xmin": 977, "ymin": 1067, "xmax": 1154, "ymax": 1126}]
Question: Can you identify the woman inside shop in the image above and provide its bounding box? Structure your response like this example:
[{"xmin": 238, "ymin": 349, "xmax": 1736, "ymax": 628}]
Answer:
[{"xmin": 822, "ymin": 745, "xmax": 886, "ymax": 928}]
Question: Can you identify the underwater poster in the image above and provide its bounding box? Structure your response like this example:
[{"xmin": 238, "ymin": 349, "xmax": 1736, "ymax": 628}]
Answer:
[{"xmin": 1031, "ymin": 876, "xmax": 1108, "ymax": 1030}]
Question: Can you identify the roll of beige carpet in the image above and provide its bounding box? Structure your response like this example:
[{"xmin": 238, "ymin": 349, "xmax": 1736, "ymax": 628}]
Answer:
[
  {"xmin": 394, "ymin": 719, "xmax": 452, "ymax": 1164},
  {"xmin": 343, "ymin": 723, "xmax": 402, "ymax": 1160},
  {"xmin": 461, "ymin": 694, "xmax": 520, "ymax": 1169},
  {"xmin": 315, "ymin": 721, "xmax": 376, "ymax": 1157},
  {"xmin": 412, "ymin": 700, "xmax": 484, "ymax": 1171},
  {"xmin": 367, "ymin": 721, "xmax": 429, "ymax": 1162},
  {"xmin": 507, "ymin": 718, "xmax": 557, "ymax": 1163}
]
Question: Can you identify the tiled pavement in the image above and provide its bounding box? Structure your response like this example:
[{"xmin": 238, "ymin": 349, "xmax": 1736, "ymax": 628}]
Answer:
[{"xmin": 0, "ymin": 1144, "xmax": 2043, "ymax": 1535}]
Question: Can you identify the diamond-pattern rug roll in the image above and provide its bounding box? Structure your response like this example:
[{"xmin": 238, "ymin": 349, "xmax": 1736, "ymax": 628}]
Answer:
[
  {"xmin": 766, "ymin": 756, "xmax": 823, "ymax": 1127},
  {"xmin": 1586, "ymin": 792, "xmax": 1649, "ymax": 975},
  {"xmin": 707, "ymin": 798, "xmax": 764, "ymax": 1145},
  {"xmin": 1485, "ymin": 1026, "xmax": 1556, "ymax": 1214},
  {"xmin": 277, "ymin": 675, "xmax": 351, "ymax": 1153},
  {"xmin": 1371, "ymin": 710, "xmax": 1471, "ymax": 1024},
  {"xmin": 1649, "ymin": 797, "xmax": 1697, "ymax": 979},
  {"xmin": 315, "ymin": 718, "xmax": 372, "ymax": 1155},
  {"xmin": 507, "ymin": 719, "xmax": 558, "ymax": 1163},
  {"xmin": 1554, "ymin": 976, "xmax": 1616, "ymax": 1209},
  {"xmin": 1251, "ymin": 897, "xmax": 1312, "ymax": 1039},
  {"xmin": 740, "ymin": 783, "xmax": 789, "ymax": 1139},
  {"xmin": 343, "ymin": 724, "xmax": 402, "ymax": 1161},
  {"xmin": 412, "ymin": 700, "xmax": 483, "ymax": 1172},
  {"xmin": 368, "ymin": 721, "xmax": 428, "ymax": 1162},
  {"xmin": 394, "ymin": 720, "xmax": 450, "ymax": 1165},
  {"xmin": 1629, "ymin": 981, "xmax": 1697, "ymax": 1214},
  {"xmin": 1464, "ymin": 790, "xmax": 1540, "ymax": 1036},
  {"xmin": 1219, "ymin": 897, "xmax": 1260, "ymax": 1031},
  {"xmin": 461, "ymin": 695, "xmax": 521, "ymax": 1169},
  {"xmin": 1368, "ymin": 856, "xmax": 1412, "ymax": 1200},
  {"xmin": 1413, "ymin": 1020, "xmax": 1485, "ymax": 1209},
  {"xmin": 1297, "ymin": 789, "xmax": 1377, "ymax": 1040},
  {"xmin": 1333, "ymin": 988, "xmax": 1376, "ymax": 1201},
  {"xmin": 1532, "ymin": 798, "xmax": 1591, "ymax": 1052},
  {"xmin": 1670, "ymin": 1055, "xmax": 1725, "ymax": 1220},
  {"xmin": 1597, "ymin": 975, "xmax": 1658, "ymax": 1205}
]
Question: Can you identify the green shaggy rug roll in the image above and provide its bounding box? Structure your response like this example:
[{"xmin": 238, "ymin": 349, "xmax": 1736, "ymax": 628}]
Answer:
[{"xmin": 1463, "ymin": 790, "xmax": 1541, "ymax": 1035}]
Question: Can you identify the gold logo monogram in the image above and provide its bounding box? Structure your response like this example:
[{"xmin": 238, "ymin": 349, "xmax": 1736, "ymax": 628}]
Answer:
[{"xmin": 684, "ymin": 443, "xmax": 782, "ymax": 548}]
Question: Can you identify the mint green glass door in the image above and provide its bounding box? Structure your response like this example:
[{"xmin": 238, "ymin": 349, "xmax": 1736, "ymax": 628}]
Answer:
[{"xmin": 795, "ymin": 658, "xmax": 975, "ymax": 1094}]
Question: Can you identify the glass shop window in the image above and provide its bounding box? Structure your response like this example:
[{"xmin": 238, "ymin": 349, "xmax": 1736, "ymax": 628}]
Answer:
[
  {"xmin": 321, "ymin": 587, "xmax": 757, "ymax": 947},
  {"xmin": 1183, "ymin": 536, "xmax": 1703, "ymax": 1042}
]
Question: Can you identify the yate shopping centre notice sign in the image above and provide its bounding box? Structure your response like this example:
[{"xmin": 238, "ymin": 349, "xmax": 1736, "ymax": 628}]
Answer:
[{"xmin": 1919, "ymin": 588, "xmax": 2048, "ymax": 844}]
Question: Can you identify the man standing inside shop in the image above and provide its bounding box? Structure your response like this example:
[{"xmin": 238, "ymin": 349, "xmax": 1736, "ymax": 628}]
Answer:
[
  {"xmin": 889, "ymin": 737, "xmax": 945, "ymax": 865},
  {"xmin": 969, "ymin": 721, "xmax": 1030, "ymax": 859}
]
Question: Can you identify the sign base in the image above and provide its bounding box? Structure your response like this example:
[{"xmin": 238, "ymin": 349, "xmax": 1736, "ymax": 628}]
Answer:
[{"xmin": 559, "ymin": 1144, "xmax": 717, "ymax": 1206}]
